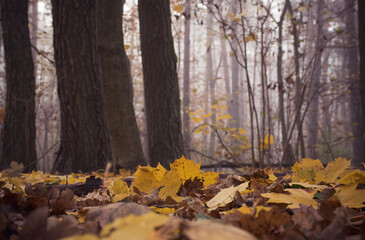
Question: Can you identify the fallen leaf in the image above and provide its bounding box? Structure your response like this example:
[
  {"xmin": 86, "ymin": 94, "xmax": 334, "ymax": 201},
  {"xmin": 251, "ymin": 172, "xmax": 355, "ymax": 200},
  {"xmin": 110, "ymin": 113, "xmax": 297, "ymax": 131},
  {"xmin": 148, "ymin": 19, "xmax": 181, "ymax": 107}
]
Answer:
[
  {"xmin": 207, "ymin": 181, "xmax": 249, "ymax": 209},
  {"xmin": 170, "ymin": 156, "xmax": 202, "ymax": 183},
  {"xmin": 100, "ymin": 212, "xmax": 169, "ymax": 240},
  {"xmin": 262, "ymin": 189, "xmax": 318, "ymax": 209},
  {"xmin": 315, "ymin": 157, "xmax": 351, "ymax": 184}
]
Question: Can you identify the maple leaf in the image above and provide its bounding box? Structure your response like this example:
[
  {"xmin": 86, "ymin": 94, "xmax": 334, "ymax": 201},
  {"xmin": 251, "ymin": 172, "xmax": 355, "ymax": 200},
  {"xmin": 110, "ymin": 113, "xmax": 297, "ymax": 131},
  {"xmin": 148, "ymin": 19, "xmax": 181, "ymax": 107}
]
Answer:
[
  {"xmin": 201, "ymin": 171, "xmax": 219, "ymax": 187},
  {"xmin": 170, "ymin": 156, "xmax": 202, "ymax": 182},
  {"xmin": 315, "ymin": 157, "xmax": 351, "ymax": 184},
  {"xmin": 207, "ymin": 181, "xmax": 249, "ymax": 209},
  {"xmin": 131, "ymin": 165, "xmax": 163, "ymax": 194},
  {"xmin": 338, "ymin": 169, "xmax": 365, "ymax": 185},
  {"xmin": 261, "ymin": 189, "xmax": 318, "ymax": 209},
  {"xmin": 100, "ymin": 212, "xmax": 169, "ymax": 240},
  {"xmin": 107, "ymin": 178, "xmax": 130, "ymax": 202},
  {"xmin": 334, "ymin": 184, "xmax": 365, "ymax": 208},
  {"xmin": 158, "ymin": 170, "xmax": 183, "ymax": 202},
  {"xmin": 291, "ymin": 158, "xmax": 324, "ymax": 183}
]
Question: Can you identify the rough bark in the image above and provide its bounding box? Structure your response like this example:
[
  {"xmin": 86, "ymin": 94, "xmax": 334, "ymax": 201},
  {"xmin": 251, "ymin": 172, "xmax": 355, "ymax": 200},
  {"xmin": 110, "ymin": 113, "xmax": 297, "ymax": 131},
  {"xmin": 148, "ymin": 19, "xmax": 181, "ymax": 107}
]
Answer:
[
  {"xmin": 51, "ymin": 0, "xmax": 111, "ymax": 173},
  {"xmin": 359, "ymin": 0, "xmax": 365, "ymax": 166},
  {"xmin": 343, "ymin": 0, "xmax": 362, "ymax": 167},
  {"xmin": 96, "ymin": 0, "xmax": 145, "ymax": 170},
  {"xmin": 1, "ymin": 0, "xmax": 37, "ymax": 171},
  {"xmin": 182, "ymin": 0, "xmax": 191, "ymax": 157},
  {"xmin": 138, "ymin": 0, "xmax": 184, "ymax": 168}
]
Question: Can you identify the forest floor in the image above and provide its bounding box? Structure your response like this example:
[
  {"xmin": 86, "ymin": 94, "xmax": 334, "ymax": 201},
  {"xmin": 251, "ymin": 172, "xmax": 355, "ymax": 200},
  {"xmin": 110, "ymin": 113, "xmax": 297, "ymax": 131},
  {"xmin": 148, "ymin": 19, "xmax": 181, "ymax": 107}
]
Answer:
[{"xmin": 0, "ymin": 157, "xmax": 364, "ymax": 240}]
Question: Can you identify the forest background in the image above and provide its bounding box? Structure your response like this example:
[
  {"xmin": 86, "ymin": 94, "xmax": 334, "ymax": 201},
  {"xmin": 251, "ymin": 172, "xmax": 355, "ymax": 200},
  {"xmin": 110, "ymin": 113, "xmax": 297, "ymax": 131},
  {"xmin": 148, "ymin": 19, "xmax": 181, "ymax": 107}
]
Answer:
[{"xmin": 0, "ymin": 0, "xmax": 364, "ymax": 173}]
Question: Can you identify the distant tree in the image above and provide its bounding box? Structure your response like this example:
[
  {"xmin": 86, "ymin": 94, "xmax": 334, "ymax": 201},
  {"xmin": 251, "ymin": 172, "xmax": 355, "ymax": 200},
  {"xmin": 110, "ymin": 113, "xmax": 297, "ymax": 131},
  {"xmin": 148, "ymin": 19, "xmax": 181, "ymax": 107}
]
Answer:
[
  {"xmin": 96, "ymin": 0, "xmax": 145, "ymax": 170},
  {"xmin": 1, "ymin": 0, "xmax": 36, "ymax": 171},
  {"xmin": 138, "ymin": 0, "xmax": 184, "ymax": 168},
  {"xmin": 51, "ymin": 0, "xmax": 111, "ymax": 173},
  {"xmin": 359, "ymin": 0, "xmax": 365, "ymax": 166},
  {"xmin": 343, "ymin": 0, "xmax": 362, "ymax": 167},
  {"xmin": 182, "ymin": 0, "xmax": 192, "ymax": 157}
]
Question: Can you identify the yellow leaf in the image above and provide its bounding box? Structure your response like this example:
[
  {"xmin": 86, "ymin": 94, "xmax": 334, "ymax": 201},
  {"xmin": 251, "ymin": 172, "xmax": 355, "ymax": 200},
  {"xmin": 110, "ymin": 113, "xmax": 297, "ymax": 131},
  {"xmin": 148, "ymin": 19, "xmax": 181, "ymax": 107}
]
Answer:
[
  {"xmin": 150, "ymin": 206, "xmax": 176, "ymax": 215},
  {"xmin": 217, "ymin": 113, "xmax": 232, "ymax": 121},
  {"xmin": 192, "ymin": 117, "xmax": 202, "ymax": 123},
  {"xmin": 170, "ymin": 156, "xmax": 202, "ymax": 183},
  {"xmin": 238, "ymin": 128, "xmax": 246, "ymax": 134},
  {"xmin": 245, "ymin": 33, "xmax": 257, "ymax": 42},
  {"xmin": 298, "ymin": 6, "xmax": 307, "ymax": 12},
  {"xmin": 285, "ymin": 12, "xmax": 292, "ymax": 19},
  {"xmin": 107, "ymin": 178, "xmax": 130, "ymax": 203},
  {"xmin": 132, "ymin": 166, "xmax": 161, "ymax": 194},
  {"xmin": 159, "ymin": 170, "xmax": 183, "ymax": 202},
  {"xmin": 338, "ymin": 169, "xmax": 365, "ymax": 185},
  {"xmin": 207, "ymin": 181, "xmax": 249, "ymax": 209},
  {"xmin": 100, "ymin": 212, "xmax": 169, "ymax": 240},
  {"xmin": 227, "ymin": 12, "xmax": 236, "ymax": 21},
  {"xmin": 201, "ymin": 171, "xmax": 219, "ymax": 187},
  {"xmin": 154, "ymin": 163, "xmax": 167, "ymax": 181},
  {"xmin": 261, "ymin": 189, "xmax": 318, "ymax": 209},
  {"xmin": 315, "ymin": 157, "xmax": 351, "ymax": 184},
  {"xmin": 335, "ymin": 184, "xmax": 365, "ymax": 208},
  {"xmin": 219, "ymin": 105, "xmax": 227, "ymax": 110},
  {"xmin": 173, "ymin": 4, "xmax": 184, "ymax": 13},
  {"xmin": 61, "ymin": 234, "xmax": 99, "ymax": 240},
  {"xmin": 263, "ymin": 134, "xmax": 274, "ymax": 147},
  {"xmin": 291, "ymin": 158, "xmax": 324, "ymax": 182},
  {"xmin": 288, "ymin": 182, "xmax": 327, "ymax": 190}
]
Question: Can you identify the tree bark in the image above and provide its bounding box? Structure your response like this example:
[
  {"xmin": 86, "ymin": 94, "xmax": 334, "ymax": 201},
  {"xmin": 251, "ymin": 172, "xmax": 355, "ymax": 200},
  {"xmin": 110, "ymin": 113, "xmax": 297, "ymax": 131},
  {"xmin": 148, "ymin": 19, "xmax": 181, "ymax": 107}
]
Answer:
[
  {"xmin": 343, "ymin": 0, "xmax": 362, "ymax": 167},
  {"xmin": 138, "ymin": 0, "xmax": 184, "ymax": 168},
  {"xmin": 278, "ymin": 0, "xmax": 294, "ymax": 165},
  {"xmin": 1, "ymin": 0, "xmax": 37, "ymax": 171},
  {"xmin": 359, "ymin": 0, "xmax": 365, "ymax": 166},
  {"xmin": 96, "ymin": 0, "xmax": 145, "ymax": 170},
  {"xmin": 182, "ymin": 0, "xmax": 191, "ymax": 157},
  {"xmin": 51, "ymin": 0, "xmax": 111, "ymax": 173},
  {"xmin": 307, "ymin": 0, "xmax": 325, "ymax": 159}
]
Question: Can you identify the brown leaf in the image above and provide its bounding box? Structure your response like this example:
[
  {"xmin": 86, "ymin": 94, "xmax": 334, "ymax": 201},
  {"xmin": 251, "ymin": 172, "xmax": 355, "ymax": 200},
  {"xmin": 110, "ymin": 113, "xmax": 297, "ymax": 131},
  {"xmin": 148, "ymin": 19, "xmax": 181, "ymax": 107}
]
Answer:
[
  {"xmin": 84, "ymin": 202, "xmax": 150, "ymax": 228},
  {"xmin": 19, "ymin": 207, "xmax": 48, "ymax": 240},
  {"xmin": 292, "ymin": 204, "xmax": 323, "ymax": 236}
]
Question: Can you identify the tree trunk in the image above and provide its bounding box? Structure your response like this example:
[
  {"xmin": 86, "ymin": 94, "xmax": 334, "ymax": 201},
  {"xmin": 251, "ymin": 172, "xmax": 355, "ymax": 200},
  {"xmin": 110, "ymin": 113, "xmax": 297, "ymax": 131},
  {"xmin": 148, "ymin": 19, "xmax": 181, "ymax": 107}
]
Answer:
[
  {"xmin": 359, "ymin": 0, "xmax": 365, "ymax": 166},
  {"xmin": 307, "ymin": 0, "xmax": 324, "ymax": 159},
  {"xmin": 343, "ymin": 0, "xmax": 362, "ymax": 167},
  {"xmin": 1, "ymin": 0, "xmax": 37, "ymax": 171},
  {"xmin": 138, "ymin": 0, "xmax": 184, "ymax": 168},
  {"xmin": 278, "ymin": 0, "xmax": 294, "ymax": 165},
  {"xmin": 96, "ymin": 0, "xmax": 145, "ymax": 170},
  {"xmin": 182, "ymin": 0, "xmax": 191, "ymax": 157},
  {"xmin": 51, "ymin": 0, "xmax": 111, "ymax": 173},
  {"xmin": 288, "ymin": 0, "xmax": 305, "ymax": 160}
]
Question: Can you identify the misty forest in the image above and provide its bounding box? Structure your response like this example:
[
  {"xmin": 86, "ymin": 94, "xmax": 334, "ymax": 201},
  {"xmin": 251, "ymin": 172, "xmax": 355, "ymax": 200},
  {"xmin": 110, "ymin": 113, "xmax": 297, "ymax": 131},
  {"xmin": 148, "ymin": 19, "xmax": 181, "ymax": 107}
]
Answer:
[
  {"xmin": 1, "ymin": 0, "xmax": 365, "ymax": 240},
  {"xmin": 0, "ymin": 0, "xmax": 364, "ymax": 172}
]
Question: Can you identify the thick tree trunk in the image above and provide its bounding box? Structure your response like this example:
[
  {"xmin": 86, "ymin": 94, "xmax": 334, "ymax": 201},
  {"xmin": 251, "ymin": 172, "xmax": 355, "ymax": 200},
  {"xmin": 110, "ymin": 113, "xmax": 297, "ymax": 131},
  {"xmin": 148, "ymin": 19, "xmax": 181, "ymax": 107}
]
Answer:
[
  {"xmin": 138, "ymin": 0, "xmax": 184, "ymax": 168},
  {"xmin": 1, "ymin": 0, "xmax": 37, "ymax": 171},
  {"xmin": 51, "ymin": 0, "xmax": 111, "ymax": 173},
  {"xmin": 182, "ymin": 0, "xmax": 191, "ymax": 157},
  {"xmin": 343, "ymin": 0, "xmax": 362, "ymax": 167},
  {"xmin": 359, "ymin": 0, "xmax": 365, "ymax": 166},
  {"xmin": 96, "ymin": 0, "xmax": 145, "ymax": 170}
]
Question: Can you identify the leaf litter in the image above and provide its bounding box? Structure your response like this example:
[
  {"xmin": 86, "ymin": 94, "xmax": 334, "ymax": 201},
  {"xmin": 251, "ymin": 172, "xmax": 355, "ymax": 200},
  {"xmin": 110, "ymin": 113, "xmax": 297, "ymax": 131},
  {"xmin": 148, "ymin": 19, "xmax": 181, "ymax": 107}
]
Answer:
[{"xmin": 0, "ymin": 156, "xmax": 364, "ymax": 239}]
